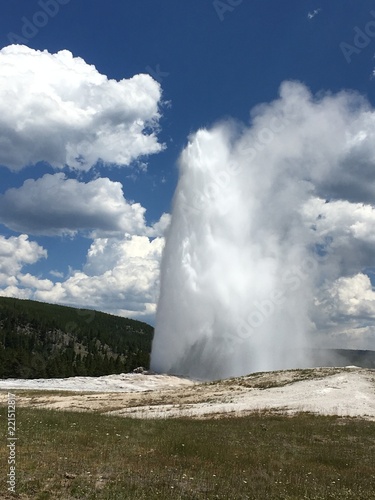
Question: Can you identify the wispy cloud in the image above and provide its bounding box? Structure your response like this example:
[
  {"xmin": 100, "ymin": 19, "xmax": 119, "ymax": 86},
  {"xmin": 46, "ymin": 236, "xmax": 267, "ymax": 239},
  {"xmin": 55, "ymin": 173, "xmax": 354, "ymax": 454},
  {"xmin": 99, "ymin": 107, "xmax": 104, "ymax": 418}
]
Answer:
[
  {"xmin": 49, "ymin": 270, "xmax": 64, "ymax": 279},
  {"xmin": 308, "ymin": 8, "xmax": 321, "ymax": 20}
]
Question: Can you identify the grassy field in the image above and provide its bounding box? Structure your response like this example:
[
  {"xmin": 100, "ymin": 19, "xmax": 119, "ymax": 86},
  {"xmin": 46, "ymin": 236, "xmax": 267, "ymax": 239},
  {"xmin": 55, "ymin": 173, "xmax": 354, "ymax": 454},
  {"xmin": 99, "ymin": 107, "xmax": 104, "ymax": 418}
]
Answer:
[{"xmin": 0, "ymin": 405, "xmax": 374, "ymax": 499}]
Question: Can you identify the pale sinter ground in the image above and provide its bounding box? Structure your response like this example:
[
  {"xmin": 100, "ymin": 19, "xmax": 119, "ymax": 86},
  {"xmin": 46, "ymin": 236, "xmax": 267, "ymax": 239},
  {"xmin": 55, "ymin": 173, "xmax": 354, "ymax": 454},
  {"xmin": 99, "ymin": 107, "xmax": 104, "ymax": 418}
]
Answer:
[{"xmin": 0, "ymin": 367, "xmax": 374, "ymax": 420}]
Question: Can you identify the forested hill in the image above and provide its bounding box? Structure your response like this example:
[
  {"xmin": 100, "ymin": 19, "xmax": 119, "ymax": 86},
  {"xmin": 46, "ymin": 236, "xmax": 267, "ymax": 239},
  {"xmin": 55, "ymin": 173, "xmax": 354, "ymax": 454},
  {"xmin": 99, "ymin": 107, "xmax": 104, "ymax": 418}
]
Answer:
[{"xmin": 0, "ymin": 296, "xmax": 153, "ymax": 379}]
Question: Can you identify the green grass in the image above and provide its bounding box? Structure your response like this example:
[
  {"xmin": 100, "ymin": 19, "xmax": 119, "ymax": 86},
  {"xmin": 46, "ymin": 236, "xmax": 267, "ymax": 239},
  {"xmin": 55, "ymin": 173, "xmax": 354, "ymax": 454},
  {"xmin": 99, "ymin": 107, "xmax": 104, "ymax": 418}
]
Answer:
[{"xmin": 0, "ymin": 407, "xmax": 374, "ymax": 499}]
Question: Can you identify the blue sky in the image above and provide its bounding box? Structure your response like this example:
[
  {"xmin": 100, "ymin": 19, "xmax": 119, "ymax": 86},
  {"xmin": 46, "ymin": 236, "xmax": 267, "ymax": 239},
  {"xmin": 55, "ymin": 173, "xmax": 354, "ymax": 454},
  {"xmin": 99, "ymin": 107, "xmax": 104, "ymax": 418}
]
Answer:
[{"xmin": 1, "ymin": 0, "xmax": 375, "ymax": 339}]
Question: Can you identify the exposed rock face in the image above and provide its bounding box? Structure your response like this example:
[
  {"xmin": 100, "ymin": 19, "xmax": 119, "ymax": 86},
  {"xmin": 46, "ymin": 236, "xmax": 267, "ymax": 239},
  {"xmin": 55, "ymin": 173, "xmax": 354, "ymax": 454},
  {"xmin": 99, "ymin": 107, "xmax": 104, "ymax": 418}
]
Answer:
[{"xmin": 133, "ymin": 366, "xmax": 146, "ymax": 374}]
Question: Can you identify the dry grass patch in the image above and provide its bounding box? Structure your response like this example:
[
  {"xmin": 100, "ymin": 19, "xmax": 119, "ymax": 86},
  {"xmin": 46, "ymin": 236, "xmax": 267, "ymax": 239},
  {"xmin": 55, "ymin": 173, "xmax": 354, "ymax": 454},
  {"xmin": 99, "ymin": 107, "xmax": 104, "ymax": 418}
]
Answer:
[{"xmin": 0, "ymin": 406, "xmax": 374, "ymax": 499}]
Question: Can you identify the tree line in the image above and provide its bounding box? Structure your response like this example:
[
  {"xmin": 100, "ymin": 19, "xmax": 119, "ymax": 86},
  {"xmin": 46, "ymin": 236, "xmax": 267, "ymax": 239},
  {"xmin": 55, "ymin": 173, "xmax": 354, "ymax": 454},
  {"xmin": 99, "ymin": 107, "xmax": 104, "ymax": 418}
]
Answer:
[{"xmin": 0, "ymin": 297, "xmax": 153, "ymax": 379}]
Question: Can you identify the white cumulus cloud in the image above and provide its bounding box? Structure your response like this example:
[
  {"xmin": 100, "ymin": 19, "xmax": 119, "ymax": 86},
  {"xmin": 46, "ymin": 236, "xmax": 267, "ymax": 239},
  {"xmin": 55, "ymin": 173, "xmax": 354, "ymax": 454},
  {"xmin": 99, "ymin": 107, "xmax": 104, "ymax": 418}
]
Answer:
[
  {"xmin": 329, "ymin": 274, "xmax": 375, "ymax": 318},
  {"xmin": 0, "ymin": 173, "xmax": 169, "ymax": 237},
  {"xmin": 313, "ymin": 273, "xmax": 375, "ymax": 350},
  {"xmin": 35, "ymin": 235, "xmax": 165, "ymax": 322},
  {"xmin": 0, "ymin": 234, "xmax": 47, "ymax": 287},
  {"xmin": 302, "ymin": 198, "xmax": 375, "ymax": 280},
  {"xmin": 0, "ymin": 173, "xmax": 144, "ymax": 236},
  {"xmin": 0, "ymin": 45, "xmax": 164, "ymax": 170},
  {"xmin": 0, "ymin": 232, "xmax": 164, "ymax": 323}
]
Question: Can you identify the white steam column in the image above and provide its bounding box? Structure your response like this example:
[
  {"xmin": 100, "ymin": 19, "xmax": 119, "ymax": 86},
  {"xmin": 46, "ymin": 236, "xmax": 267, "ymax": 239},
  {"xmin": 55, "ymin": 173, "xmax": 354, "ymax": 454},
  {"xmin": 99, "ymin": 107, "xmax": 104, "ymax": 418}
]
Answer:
[{"xmin": 151, "ymin": 81, "xmax": 366, "ymax": 380}]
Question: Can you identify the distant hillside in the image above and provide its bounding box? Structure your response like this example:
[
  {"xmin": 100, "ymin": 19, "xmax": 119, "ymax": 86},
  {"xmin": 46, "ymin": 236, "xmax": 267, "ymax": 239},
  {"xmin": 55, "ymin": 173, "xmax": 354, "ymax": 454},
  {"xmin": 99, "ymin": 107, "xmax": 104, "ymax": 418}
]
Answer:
[
  {"xmin": 0, "ymin": 297, "xmax": 153, "ymax": 379},
  {"xmin": 309, "ymin": 348, "xmax": 375, "ymax": 369}
]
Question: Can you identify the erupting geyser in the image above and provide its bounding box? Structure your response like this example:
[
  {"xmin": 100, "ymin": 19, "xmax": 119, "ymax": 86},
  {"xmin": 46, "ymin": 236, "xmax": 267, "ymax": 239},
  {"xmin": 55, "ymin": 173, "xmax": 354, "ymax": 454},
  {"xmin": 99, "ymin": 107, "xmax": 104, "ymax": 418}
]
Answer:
[{"xmin": 151, "ymin": 81, "xmax": 375, "ymax": 380}]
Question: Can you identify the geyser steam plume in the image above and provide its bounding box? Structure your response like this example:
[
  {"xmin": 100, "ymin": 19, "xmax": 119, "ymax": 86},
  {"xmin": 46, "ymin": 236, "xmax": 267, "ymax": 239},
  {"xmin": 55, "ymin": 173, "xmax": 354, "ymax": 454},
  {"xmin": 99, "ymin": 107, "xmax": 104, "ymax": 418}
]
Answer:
[{"xmin": 151, "ymin": 81, "xmax": 375, "ymax": 380}]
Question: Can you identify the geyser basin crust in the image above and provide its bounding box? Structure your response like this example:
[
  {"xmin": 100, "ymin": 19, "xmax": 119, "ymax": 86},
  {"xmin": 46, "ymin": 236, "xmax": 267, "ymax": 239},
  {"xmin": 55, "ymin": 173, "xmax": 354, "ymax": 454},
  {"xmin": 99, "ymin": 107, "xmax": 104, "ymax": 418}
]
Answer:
[{"xmin": 1, "ymin": 367, "xmax": 374, "ymax": 421}]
